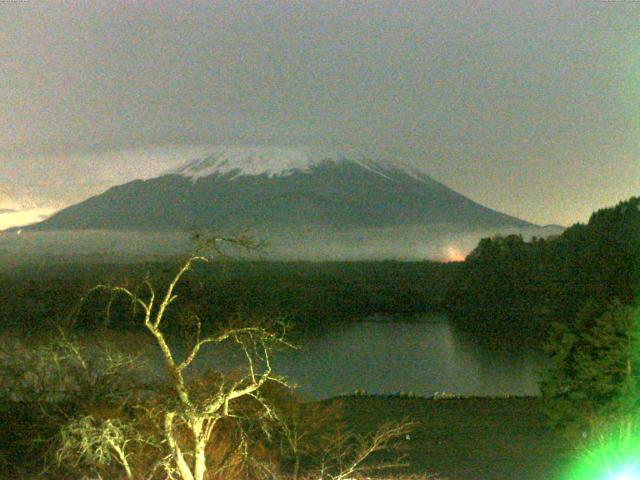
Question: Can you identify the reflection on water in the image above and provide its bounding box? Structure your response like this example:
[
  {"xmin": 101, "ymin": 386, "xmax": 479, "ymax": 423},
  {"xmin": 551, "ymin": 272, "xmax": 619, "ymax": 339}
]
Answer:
[{"xmin": 190, "ymin": 316, "xmax": 546, "ymax": 400}]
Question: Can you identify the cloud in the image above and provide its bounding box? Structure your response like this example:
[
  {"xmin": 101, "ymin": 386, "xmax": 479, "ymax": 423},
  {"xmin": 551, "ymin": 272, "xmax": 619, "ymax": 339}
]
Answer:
[{"xmin": 0, "ymin": 208, "xmax": 58, "ymax": 230}]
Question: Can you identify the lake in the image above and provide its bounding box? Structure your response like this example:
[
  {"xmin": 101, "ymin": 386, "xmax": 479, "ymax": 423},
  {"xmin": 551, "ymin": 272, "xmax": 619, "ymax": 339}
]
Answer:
[{"xmin": 187, "ymin": 316, "xmax": 547, "ymax": 400}]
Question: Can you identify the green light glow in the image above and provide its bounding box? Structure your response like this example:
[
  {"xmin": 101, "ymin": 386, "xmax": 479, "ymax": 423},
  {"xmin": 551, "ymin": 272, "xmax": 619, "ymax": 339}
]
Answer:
[
  {"xmin": 561, "ymin": 420, "xmax": 640, "ymax": 480},
  {"xmin": 610, "ymin": 470, "xmax": 640, "ymax": 480}
]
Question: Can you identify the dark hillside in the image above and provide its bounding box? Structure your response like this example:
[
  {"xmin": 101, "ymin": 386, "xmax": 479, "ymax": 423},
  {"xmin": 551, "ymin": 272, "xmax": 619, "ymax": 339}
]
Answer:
[{"xmin": 447, "ymin": 196, "xmax": 640, "ymax": 345}]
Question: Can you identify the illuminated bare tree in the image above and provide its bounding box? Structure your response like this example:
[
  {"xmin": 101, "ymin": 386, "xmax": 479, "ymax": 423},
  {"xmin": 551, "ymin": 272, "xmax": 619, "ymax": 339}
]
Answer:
[{"xmin": 92, "ymin": 236, "xmax": 290, "ymax": 480}]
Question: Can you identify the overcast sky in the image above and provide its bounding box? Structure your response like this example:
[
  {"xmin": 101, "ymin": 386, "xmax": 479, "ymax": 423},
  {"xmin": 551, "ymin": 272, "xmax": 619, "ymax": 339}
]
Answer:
[{"xmin": 1, "ymin": 0, "xmax": 638, "ymax": 226}]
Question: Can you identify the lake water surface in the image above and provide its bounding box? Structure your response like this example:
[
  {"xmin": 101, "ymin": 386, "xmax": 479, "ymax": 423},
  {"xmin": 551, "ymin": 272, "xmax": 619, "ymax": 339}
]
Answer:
[{"xmin": 191, "ymin": 316, "xmax": 547, "ymax": 400}]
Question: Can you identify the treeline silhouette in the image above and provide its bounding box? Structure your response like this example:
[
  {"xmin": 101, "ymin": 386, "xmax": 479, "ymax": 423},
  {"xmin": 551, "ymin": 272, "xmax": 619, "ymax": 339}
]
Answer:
[
  {"xmin": 446, "ymin": 197, "xmax": 640, "ymax": 345},
  {"xmin": 0, "ymin": 260, "xmax": 459, "ymax": 336}
]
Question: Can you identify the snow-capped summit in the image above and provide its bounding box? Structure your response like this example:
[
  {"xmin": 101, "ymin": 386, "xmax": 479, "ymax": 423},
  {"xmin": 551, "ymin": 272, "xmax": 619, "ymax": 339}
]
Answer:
[{"xmin": 168, "ymin": 145, "xmax": 429, "ymax": 183}]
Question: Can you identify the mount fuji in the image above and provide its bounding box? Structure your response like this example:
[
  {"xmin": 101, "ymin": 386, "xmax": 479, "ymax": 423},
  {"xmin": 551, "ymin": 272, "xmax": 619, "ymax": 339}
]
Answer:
[
  {"xmin": 12, "ymin": 146, "xmax": 558, "ymax": 260},
  {"xmin": 27, "ymin": 146, "xmax": 531, "ymax": 231}
]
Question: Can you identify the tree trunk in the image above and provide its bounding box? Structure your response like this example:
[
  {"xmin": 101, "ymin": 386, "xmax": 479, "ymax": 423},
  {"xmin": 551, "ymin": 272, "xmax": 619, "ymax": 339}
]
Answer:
[
  {"xmin": 192, "ymin": 418, "xmax": 208, "ymax": 480},
  {"xmin": 165, "ymin": 412, "xmax": 195, "ymax": 480}
]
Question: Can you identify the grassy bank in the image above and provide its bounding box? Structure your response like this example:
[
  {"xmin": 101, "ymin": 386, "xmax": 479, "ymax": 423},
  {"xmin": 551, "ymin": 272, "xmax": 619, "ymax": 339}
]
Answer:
[{"xmin": 329, "ymin": 395, "xmax": 569, "ymax": 480}]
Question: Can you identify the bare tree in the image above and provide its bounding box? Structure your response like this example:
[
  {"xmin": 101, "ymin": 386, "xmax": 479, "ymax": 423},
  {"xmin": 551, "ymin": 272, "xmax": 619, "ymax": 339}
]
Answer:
[{"xmin": 91, "ymin": 236, "xmax": 290, "ymax": 480}]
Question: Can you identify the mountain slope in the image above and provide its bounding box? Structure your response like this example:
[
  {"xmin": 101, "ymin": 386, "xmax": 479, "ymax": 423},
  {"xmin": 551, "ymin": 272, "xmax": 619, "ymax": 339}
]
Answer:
[{"xmin": 26, "ymin": 146, "xmax": 532, "ymax": 232}]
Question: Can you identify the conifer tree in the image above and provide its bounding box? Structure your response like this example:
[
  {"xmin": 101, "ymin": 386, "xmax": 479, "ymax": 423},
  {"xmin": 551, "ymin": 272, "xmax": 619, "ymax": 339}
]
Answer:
[{"xmin": 540, "ymin": 300, "xmax": 640, "ymax": 442}]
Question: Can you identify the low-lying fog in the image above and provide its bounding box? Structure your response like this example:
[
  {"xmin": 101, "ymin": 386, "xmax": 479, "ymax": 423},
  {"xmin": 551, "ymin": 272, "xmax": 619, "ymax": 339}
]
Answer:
[{"xmin": 0, "ymin": 224, "xmax": 563, "ymax": 266}]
